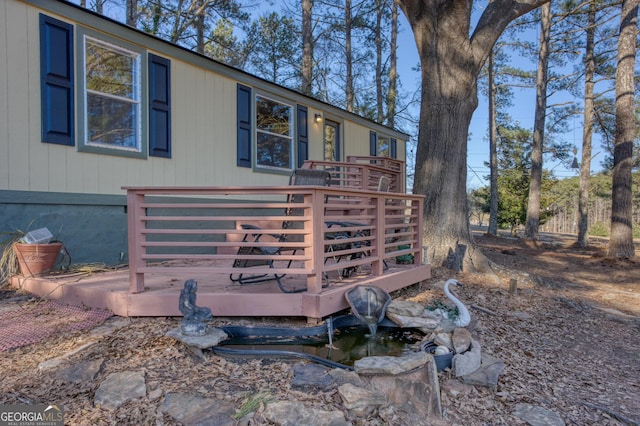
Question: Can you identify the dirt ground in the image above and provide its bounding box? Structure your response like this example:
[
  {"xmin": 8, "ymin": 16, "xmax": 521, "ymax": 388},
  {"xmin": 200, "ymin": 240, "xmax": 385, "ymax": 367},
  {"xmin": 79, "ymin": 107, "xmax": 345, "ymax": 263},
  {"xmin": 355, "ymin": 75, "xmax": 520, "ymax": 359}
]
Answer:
[{"xmin": 0, "ymin": 233, "xmax": 638, "ymax": 425}]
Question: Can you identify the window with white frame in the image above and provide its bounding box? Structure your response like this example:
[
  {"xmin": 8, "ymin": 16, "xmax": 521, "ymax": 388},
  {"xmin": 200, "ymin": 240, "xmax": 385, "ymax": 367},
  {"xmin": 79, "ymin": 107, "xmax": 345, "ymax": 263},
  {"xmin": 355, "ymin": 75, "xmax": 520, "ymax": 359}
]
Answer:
[
  {"xmin": 81, "ymin": 35, "xmax": 143, "ymax": 154},
  {"xmin": 255, "ymin": 95, "xmax": 293, "ymax": 170}
]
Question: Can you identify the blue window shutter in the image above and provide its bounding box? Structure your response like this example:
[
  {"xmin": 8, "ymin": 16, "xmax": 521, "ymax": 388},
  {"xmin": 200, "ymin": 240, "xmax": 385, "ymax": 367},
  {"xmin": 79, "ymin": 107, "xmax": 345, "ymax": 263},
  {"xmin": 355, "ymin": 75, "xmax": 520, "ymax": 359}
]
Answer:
[
  {"xmin": 369, "ymin": 131, "xmax": 377, "ymax": 156},
  {"xmin": 149, "ymin": 54, "xmax": 171, "ymax": 158},
  {"xmin": 237, "ymin": 84, "xmax": 252, "ymax": 168},
  {"xmin": 39, "ymin": 14, "xmax": 74, "ymax": 146},
  {"xmin": 391, "ymin": 138, "xmax": 397, "ymax": 158},
  {"xmin": 297, "ymin": 105, "xmax": 308, "ymax": 168}
]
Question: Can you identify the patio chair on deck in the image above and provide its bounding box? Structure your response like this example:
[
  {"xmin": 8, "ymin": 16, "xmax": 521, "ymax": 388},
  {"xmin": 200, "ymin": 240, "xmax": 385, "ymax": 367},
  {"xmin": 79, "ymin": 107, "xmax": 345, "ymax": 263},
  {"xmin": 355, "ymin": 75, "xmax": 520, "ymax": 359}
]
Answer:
[{"xmin": 229, "ymin": 169, "xmax": 331, "ymax": 293}]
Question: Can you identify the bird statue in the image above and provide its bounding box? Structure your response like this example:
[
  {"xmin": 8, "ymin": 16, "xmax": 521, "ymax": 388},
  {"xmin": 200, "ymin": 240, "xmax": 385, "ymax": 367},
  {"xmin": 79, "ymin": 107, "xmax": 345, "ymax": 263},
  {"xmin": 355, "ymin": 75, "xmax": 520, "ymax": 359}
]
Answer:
[{"xmin": 442, "ymin": 279, "xmax": 471, "ymax": 327}]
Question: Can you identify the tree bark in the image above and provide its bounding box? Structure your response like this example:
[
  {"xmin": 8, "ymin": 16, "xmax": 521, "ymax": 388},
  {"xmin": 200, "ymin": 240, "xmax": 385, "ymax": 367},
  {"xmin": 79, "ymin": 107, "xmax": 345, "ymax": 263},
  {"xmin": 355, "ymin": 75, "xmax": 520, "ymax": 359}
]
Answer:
[
  {"xmin": 488, "ymin": 49, "xmax": 499, "ymax": 236},
  {"xmin": 608, "ymin": 0, "xmax": 638, "ymax": 259},
  {"xmin": 524, "ymin": 1, "xmax": 551, "ymax": 241},
  {"xmin": 577, "ymin": 4, "xmax": 596, "ymax": 247},
  {"xmin": 345, "ymin": 0, "xmax": 354, "ymax": 113},
  {"xmin": 126, "ymin": 0, "xmax": 138, "ymax": 27},
  {"xmin": 398, "ymin": 0, "xmax": 550, "ymax": 270},
  {"xmin": 195, "ymin": 0, "xmax": 205, "ymax": 55},
  {"xmin": 376, "ymin": 0, "xmax": 384, "ymax": 123},
  {"xmin": 301, "ymin": 0, "xmax": 313, "ymax": 96},
  {"xmin": 387, "ymin": 0, "xmax": 398, "ymax": 128}
]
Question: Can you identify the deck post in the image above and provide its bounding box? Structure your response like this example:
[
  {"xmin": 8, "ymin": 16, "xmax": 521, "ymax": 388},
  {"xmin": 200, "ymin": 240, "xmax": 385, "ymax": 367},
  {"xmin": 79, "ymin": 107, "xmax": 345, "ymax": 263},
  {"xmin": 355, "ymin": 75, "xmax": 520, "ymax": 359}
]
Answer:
[
  {"xmin": 373, "ymin": 194, "xmax": 386, "ymax": 275},
  {"xmin": 306, "ymin": 190, "xmax": 324, "ymax": 293},
  {"xmin": 126, "ymin": 190, "xmax": 146, "ymax": 293}
]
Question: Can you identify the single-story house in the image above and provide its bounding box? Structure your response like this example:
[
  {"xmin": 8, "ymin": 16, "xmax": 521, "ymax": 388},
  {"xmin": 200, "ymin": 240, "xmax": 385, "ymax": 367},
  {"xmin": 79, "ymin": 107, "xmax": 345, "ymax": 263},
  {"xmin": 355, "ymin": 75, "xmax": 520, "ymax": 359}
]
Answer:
[{"xmin": 0, "ymin": 0, "xmax": 410, "ymax": 265}]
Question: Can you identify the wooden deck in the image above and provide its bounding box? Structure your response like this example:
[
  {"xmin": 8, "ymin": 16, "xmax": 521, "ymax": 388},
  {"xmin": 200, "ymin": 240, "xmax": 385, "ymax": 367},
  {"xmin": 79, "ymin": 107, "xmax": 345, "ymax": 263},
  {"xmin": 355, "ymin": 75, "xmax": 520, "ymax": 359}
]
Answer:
[
  {"xmin": 8, "ymin": 159, "xmax": 431, "ymax": 322},
  {"xmin": 9, "ymin": 259, "xmax": 430, "ymax": 321}
]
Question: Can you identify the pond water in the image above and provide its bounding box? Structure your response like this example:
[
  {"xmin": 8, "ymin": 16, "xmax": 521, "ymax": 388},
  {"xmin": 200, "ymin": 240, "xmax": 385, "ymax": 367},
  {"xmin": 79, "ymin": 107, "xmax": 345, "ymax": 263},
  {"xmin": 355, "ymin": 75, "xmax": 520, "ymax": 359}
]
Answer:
[{"xmin": 218, "ymin": 325, "xmax": 424, "ymax": 367}]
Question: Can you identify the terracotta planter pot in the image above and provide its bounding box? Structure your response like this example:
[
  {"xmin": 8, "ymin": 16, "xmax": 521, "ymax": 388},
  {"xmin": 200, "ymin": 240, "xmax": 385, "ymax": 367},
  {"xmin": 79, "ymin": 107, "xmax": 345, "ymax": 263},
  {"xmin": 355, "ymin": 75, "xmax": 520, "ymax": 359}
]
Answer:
[{"xmin": 14, "ymin": 242, "xmax": 63, "ymax": 277}]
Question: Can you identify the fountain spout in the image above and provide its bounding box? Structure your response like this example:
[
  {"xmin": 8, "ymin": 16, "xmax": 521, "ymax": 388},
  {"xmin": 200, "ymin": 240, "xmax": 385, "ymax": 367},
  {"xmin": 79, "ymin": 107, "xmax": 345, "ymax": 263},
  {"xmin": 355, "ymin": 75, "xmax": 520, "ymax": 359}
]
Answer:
[{"xmin": 345, "ymin": 285, "xmax": 392, "ymax": 335}]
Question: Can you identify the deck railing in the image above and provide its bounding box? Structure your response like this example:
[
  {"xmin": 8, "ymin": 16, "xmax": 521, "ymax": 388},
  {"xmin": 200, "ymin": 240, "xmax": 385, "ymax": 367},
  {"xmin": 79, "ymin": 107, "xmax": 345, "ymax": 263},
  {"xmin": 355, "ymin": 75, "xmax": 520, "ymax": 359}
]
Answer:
[
  {"xmin": 124, "ymin": 186, "xmax": 424, "ymax": 294},
  {"xmin": 302, "ymin": 159, "xmax": 405, "ymax": 193}
]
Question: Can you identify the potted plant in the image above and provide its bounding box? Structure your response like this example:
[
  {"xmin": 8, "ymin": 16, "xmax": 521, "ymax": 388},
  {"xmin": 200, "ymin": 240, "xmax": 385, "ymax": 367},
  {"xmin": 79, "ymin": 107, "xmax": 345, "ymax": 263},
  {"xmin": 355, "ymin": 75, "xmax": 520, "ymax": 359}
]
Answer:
[{"xmin": 0, "ymin": 228, "xmax": 63, "ymax": 280}]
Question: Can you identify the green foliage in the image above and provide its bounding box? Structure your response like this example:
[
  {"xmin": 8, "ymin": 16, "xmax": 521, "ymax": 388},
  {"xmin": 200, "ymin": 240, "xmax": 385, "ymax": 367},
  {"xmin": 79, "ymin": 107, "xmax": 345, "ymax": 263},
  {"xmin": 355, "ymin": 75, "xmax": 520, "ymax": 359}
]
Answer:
[
  {"xmin": 233, "ymin": 391, "xmax": 272, "ymax": 420},
  {"xmin": 246, "ymin": 12, "xmax": 299, "ymax": 86},
  {"xmin": 589, "ymin": 221, "xmax": 609, "ymax": 237},
  {"xmin": 425, "ymin": 300, "xmax": 459, "ymax": 322},
  {"xmin": 586, "ymin": 221, "xmax": 640, "ymax": 239}
]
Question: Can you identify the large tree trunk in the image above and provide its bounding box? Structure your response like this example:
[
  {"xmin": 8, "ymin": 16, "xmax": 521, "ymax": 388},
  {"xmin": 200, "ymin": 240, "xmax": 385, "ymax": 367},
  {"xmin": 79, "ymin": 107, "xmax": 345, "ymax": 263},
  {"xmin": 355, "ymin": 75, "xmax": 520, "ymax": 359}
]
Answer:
[
  {"xmin": 577, "ymin": 4, "xmax": 596, "ymax": 247},
  {"xmin": 608, "ymin": 0, "xmax": 638, "ymax": 259},
  {"xmin": 524, "ymin": 1, "xmax": 551, "ymax": 241},
  {"xmin": 409, "ymin": 4, "xmax": 483, "ymax": 271},
  {"xmin": 398, "ymin": 0, "xmax": 550, "ymax": 270}
]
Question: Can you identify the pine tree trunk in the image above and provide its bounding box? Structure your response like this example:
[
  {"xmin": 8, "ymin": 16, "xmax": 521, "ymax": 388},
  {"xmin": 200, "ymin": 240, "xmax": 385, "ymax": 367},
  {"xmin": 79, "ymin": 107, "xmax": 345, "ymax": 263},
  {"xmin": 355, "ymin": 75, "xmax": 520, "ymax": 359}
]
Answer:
[
  {"xmin": 577, "ymin": 4, "xmax": 596, "ymax": 247},
  {"xmin": 195, "ymin": 0, "xmax": 205, "ymax": 55},
  {"xmin": 375, "ymin": 0, "xmax": 383, "ymax": 123},
  {"xmin": 301, "ymin": 0, "xmax": 313, "ymax": 96},
  {"xmin": 345, "ymin": 0, "xmax": 354, "ymax": 112},
  {"xmin": 387, "ymin": 0, "xmax": 398, "ymax": 128},
  {"xmin": 488, "ymin": 50, "xmax": 499, "ymax": 236},
  {"xmin": 126, "ymin": 0, "xmax": 138, "ymax": 27},
  {"xmin": 608, "ymin": 0, "xmax": 638, "ymax": 259},
  {"xmin": 524, "ymin": 2, "xmax": 551, "ymax": 241}
]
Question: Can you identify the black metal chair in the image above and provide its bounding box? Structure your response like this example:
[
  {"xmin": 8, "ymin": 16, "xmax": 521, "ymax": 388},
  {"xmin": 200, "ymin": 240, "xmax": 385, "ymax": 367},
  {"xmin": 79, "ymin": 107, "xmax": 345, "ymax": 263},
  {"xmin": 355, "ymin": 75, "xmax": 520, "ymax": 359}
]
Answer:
[
  {"xmin": 229, "ymin": 169, "xmax": 331, "ymax": 293},
  {"xmin": 324, "ymin": 175, "xmax": 392, "ymax": 278}
]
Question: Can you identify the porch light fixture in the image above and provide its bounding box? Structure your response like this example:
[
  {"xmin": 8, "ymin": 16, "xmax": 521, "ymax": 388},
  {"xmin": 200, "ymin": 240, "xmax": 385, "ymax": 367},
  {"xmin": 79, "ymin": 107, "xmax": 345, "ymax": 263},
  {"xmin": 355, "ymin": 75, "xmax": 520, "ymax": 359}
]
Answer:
[{"xmin": 314, "ymin": 113, "xmax": 322, "ymax": 123}]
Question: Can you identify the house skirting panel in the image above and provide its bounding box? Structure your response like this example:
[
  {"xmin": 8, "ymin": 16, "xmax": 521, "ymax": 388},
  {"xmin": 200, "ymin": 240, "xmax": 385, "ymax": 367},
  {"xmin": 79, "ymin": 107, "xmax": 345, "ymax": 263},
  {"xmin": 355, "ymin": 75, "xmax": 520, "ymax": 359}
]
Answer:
[{"xmin": 0, "ymin": 190, "xmax": 129, "ymax": 265}]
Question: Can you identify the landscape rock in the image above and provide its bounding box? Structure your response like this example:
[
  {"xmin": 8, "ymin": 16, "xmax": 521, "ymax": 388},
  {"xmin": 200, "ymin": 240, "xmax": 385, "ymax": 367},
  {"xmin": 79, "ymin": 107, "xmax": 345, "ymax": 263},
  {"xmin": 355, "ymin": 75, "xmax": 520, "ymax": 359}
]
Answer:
[
  {"xmin": 512, "ymin": 403, "xmax": 565, "ymax": 426},
  {"xmin": 433, "ymin": 332, "xmax": 453, "ymax": 350},
  {"xmin": 161, "ymin": 392, "xmax": 235, "ymax": 426},
  {"xmin": 38, "ymin": 342, "xmax": 97, "ymax": 370},
  {"xmin": 56, "ymin": 358, "xmax": 104, "ymax": 383},
  {"xmin": 386, "ymin": 300, "xmax": 425, "ymax": 317},
  {"xmin": 452, "ymin": 327, "xmax": 472, "ymax": 354},
  {"xmin": 369, "ymin": 360, "xmax": 442, "ymax": 418},
  {"xmin": 354, "ymin": 351, "xmax": 431, "ymax": 375},
  {"xmin": 436, "ymin": 319, "xmax": 458, "ymax": 333},
  {"xmin": 338, "ymin": 383, "xmax": 387, "ymax": 417},
  {"xmin": 452, "ymin": 339, "xmax": 481, "ymax": 377},
  {"xmin": 385, "ymin": 312, "xmax": 440, "ymax": 330},
  {"xmin": 461, "ymin": 353, "xmax": 505, "ymax": 391},
  {"xmin": 440, "ymin": 379, "xmax": 474, "ymax": 398},
  {"xmin": 263, "ymin": 400, "xmax": 349, "ymax": 426},
  {"xmin": 291, "ymin": 362, "xmax": 333, "ymax": 389},
  {"xmin": 327, "ymin": 368, "xmax": 366, "ymax": 387},
  {"xmin": 166, "ymin": 326, "xmax": 228, "ymax": 349},
  {"xmin": 94, "ymin": 370, "xmax": 146, "ymax": 408}
]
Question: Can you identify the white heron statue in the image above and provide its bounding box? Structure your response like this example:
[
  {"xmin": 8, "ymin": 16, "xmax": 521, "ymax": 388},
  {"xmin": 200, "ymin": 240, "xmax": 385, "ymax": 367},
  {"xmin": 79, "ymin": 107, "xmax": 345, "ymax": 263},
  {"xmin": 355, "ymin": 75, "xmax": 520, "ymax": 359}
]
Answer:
[{"xmin": 442, "ymin": 279, "xmax": 471, "ymax": 327}]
